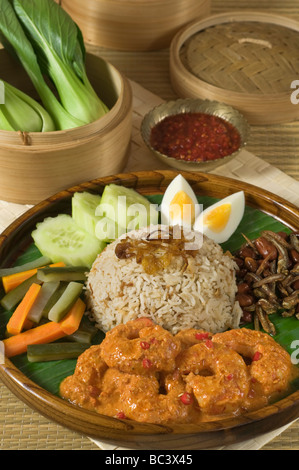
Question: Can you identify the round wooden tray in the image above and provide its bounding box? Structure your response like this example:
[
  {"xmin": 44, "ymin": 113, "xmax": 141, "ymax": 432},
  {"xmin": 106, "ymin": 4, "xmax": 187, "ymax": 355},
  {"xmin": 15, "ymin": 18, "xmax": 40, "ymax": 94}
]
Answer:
[
  {"xmin": 170, "ymin": 12, "xmax": 299, "ymax": 124},
  {"xmin": 0, "ymin": 170, "xmax": 299, "ymax": 450}
]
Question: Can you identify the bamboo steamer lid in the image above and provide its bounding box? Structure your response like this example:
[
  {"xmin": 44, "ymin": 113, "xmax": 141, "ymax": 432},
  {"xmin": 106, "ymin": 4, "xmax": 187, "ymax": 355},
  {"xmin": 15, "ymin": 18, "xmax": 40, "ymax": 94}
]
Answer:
[
  {"xmin": 60, "ymin": 0, "xmax": 211, "ymax": 51},
  {"xmin": 0, "ymin": 50, "xmax": 132, "ymax": 204},
  {"xmin": 170, "ymin": 12, "xmax": 299, "ymax": 124}
]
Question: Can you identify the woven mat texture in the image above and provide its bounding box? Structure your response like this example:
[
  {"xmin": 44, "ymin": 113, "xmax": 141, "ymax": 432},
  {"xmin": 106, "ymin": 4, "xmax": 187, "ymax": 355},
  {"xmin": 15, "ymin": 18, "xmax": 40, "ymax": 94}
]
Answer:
[
  {"xmin": 1, "ymin": 0, "xmax": 299, "ymax": 451},
  {"xmin": 180, "ymin": 22, "xmax": 299, "ymax": 94}
]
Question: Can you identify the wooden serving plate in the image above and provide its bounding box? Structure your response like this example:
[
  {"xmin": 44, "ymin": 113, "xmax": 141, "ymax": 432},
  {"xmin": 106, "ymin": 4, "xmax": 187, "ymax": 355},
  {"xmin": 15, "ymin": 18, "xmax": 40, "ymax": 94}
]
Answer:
[{"xmin": 0, "ymin": 170, "xmax": 299, "ymax": 450}]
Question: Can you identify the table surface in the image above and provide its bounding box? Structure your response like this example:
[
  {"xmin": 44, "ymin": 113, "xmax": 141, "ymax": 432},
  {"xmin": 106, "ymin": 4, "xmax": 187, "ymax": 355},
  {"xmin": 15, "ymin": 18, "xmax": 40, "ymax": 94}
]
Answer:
[{"xmin": 1, "ymin": 0, "xmax": 299, "ymax": 451}]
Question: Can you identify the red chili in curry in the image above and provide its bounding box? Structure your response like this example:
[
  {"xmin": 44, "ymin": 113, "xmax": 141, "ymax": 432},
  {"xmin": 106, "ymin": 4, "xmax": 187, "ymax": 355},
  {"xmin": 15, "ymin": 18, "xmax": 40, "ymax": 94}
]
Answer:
[{"xmin": 150, "ymin": 112, "xmax": 241, "ymax": 162}]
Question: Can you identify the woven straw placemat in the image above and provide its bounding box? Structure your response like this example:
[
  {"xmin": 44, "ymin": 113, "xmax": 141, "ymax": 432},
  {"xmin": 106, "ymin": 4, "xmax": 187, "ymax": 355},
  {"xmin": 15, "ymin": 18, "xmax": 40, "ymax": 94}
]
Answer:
[{"xmin": 0, "ymin": 79, "xmax": 298, "ymax": 450}]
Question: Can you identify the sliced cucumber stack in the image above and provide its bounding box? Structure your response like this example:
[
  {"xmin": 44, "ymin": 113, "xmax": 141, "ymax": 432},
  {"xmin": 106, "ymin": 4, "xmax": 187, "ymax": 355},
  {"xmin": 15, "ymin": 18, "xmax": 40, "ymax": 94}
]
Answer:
[
  {"xmin": 95, "ymin": 184, "xmax": 159, "ymax": 241},
  {"xmin": 31, "ymin": 214, "xmax": 105, "ymax": 268},
  {"xmin": 72, "ymin": 191, "xmax": 102, "ymax": 235}
]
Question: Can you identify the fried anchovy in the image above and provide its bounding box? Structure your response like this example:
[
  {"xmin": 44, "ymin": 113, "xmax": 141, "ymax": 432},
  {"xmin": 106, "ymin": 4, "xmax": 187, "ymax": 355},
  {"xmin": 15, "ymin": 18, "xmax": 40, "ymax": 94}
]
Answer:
[
  {"xmin": 257, "ymin": 298, "xmax": 279, "ymax": 315},
  {"xmin": 256, "ymin": 304, "xmax": 276, "ymax": 336},
  {"xmin": 262, "ymin": 230, "xmax": 292, "ymax": 249},
  {"xmin": 246, "ymin": 272, "xmax": 277, "ymax": 300},
  {"xmin": 252, "ymin": 273, "xmax": 285, "ymax": 288},
  {"xmin": 290, "ymin": 233, "xmax": 299, "ymax": 252},
  {"xmin": 262, "ymin": 232, "xmax": 290, "ymax": 274},
  {"xmin": 282, "ymin": 308, "xmax": 296, "ymax": 318},
  {"xmin": 282, "ymin": 290, "xmax": 299, "ymax": 309}
]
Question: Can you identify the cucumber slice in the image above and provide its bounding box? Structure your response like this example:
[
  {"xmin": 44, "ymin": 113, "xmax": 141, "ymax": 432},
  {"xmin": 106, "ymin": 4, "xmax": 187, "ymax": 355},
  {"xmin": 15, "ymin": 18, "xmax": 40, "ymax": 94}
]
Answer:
[
  {"xmin": 31, "ymin": 214, "xmax": 106, "ymax": 268},
  {"xmin": 96, "ymin": 184, "xmax": 159, "ymax": 237},
  {"xmin": 72, "ymin": 191, "xmax": 102, "ymax": 235}
]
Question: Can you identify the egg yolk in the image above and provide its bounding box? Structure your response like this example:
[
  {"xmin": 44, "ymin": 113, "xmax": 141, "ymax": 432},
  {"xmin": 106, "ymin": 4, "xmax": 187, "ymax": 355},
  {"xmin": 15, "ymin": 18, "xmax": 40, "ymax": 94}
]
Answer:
[
  {"xmin": 169, "ymin": 191, "xmax": 195, "ymax": 224},
  {"xmin": 203, "ymin": 203, "xmax": 231, "ymax": 232}
]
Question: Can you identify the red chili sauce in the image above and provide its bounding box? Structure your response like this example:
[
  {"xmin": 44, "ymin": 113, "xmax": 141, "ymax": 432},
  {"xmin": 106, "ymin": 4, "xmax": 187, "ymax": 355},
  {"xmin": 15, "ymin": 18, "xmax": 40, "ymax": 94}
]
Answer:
[{"xmin": 150, "ymin": 112, "xmax": 241, "ymax": 162}]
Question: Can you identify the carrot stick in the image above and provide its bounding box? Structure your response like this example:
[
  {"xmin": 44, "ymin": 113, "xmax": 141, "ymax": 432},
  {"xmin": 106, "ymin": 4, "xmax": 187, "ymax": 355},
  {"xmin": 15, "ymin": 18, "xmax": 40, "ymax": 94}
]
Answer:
[
  {"xmin": 3, "ymin": 321, "xmax": 66, "ymax": 358},
  {"xmin": 3, "ymin": 297, "xmax": 86, "ymax": 358},
  {"xmin": 59, "ymin": 298, "xmax": 86, "ymax": 335},
  {"xmin": 2, "ymin": 267, "xmax": 40, "ymax": 293},
  {"xmin": 2, "ymin": 262, "xmax": 66, "ymax": 293},
  {"xmin": 6, "ymin": 283, "xmax": 41, "ymax": 336}
]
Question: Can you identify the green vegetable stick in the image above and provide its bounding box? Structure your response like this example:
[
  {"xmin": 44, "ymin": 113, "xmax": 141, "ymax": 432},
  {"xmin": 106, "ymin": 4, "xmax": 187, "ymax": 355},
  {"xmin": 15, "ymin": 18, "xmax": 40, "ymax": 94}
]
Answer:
[
  {"xmin": 47, "ymin": 281, "xmax": 83, "ymax": 323},
  {"xmin": 27, "ymin": 342, "xmax": 89, "ymax": 362},
  {"xmin": 0, "ymin": 255, "xmax": 51, "ymax": 278},
  {"xmin": 0, "ymin": 273, "xmax": 41, "ymax": 311},
  {"xmin": 27, "ymin": 281, "xmax": 60, "ymax": 324},
  {"xmin": 37, "ymin": 266, "xmax": 87, "ymax": 283}
]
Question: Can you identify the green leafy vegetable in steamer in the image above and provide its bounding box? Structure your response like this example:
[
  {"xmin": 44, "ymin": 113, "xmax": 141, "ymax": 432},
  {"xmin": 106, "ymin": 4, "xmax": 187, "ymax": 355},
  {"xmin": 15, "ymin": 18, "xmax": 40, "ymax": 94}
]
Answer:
[
  {"xmin": 0, "ymin": 0, "xmax": 109, "ymax": 131},
  {"xmin": 0, "ymin": 80, "xmax": 55, "ymax": 132}
]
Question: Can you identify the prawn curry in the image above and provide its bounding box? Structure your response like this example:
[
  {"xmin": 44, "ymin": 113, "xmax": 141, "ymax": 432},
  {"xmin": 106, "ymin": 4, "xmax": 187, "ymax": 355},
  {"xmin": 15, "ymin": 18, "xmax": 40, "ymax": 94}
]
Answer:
[{"xmin": 60, "ymin": 318, "xmax": 296, "ymax": 424}]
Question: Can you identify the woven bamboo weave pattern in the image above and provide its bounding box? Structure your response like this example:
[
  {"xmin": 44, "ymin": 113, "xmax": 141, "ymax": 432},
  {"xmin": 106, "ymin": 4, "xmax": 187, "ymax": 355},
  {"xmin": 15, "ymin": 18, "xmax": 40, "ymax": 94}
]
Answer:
[{"xmin": 180, "ymin": 22, "xmax": 299, "ymax": 94}]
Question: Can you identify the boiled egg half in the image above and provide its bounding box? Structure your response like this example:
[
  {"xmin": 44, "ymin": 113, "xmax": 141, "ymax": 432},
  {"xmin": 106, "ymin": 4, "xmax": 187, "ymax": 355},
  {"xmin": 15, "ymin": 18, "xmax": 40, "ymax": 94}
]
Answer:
[
  {"xmin": 193, "ymin": 191, "xmax": 245, "ymax": 243},
  {"xmin": 160, "ymin": 174, "xmax": 200, "ymax": 228}
]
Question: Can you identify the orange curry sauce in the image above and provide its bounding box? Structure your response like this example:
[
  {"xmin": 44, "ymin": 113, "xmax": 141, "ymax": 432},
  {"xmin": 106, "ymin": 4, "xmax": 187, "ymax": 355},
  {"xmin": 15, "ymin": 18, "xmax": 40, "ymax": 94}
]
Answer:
[{"xmin": 60, "ymin": 318, "xmax": 296, "ymax": 425}]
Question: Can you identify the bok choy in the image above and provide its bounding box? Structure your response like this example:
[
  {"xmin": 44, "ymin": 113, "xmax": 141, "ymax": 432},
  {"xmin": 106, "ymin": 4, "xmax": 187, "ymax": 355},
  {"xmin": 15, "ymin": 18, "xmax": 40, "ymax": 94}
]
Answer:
[
  {"xmin": 0, "ymin": 80, "xmax": 55, "ymax": 132},
  {"xmin": 0, "ymin": 0, "xmax": 109, "ymax": 131}
]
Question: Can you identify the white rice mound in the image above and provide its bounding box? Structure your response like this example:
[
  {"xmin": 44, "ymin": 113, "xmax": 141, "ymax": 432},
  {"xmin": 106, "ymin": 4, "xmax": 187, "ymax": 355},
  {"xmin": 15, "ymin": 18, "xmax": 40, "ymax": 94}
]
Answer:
[{"xmin": 85, "ymin": 225, "xmax": 242, "ymax": 334}]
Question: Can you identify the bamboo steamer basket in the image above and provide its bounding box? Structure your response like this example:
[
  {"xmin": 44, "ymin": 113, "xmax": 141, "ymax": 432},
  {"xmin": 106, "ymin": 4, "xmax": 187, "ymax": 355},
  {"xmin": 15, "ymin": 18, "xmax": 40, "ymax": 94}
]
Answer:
[
  {"xmin": 0, "ymin": 49, "xmax": 132, "ymax": 205},
  {"xmin": 60, "ymin": 0, "xmax": 211, "ymax": 52},
  {"xmin": 170, "ymin": 12, "xmax": 299, "ymax": 125}
]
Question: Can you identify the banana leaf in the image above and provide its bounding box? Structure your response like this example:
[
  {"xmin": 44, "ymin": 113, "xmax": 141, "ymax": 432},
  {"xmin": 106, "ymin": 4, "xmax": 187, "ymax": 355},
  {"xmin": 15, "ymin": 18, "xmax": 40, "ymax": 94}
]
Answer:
[{"xmin": 1, "ymin": 194, "xmax": 298, "ymax": 397}]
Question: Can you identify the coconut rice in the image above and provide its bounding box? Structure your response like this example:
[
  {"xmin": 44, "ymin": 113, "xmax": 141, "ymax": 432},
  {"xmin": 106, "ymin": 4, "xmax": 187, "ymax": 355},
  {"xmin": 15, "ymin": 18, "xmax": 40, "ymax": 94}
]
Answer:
[{"xmin": 85, "ymin": 225, "xmax": 242, "ymax": 334}]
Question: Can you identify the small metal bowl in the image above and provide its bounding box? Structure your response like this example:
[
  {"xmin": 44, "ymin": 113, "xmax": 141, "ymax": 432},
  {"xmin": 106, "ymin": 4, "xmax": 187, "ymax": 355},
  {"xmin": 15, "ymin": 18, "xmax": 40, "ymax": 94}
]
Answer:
[{"xmin": 141, "ymin": 98, "xmax": 250, "ymax": 172}]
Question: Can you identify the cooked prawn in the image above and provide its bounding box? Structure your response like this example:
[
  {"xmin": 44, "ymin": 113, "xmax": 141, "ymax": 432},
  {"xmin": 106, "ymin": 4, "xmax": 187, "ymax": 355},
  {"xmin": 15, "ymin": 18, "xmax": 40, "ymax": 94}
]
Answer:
[
  {"xmin": 175, "ymin": 328, "xmax": 212, "ymax": 349},
  {"xmin": 175, "ymin": 340, "xmax": 250, "ymax": 415},
  {"xmin": 212, "ymin": 328, "xmax": 292, "ymax": 397},
  {"xmin": 60, "ymin": 320, "xmax": 295, "ymax": 424},
  {"xmin": 100, "ymin": 317, "xmax": 181, "ymax": 375},
  {"xmin": 99, "ymin": 368, "xmax": 194, "ymax": 424},
  {"xmin": 60, "ymin": 344, "xmax": 108, "ymax": 410}
]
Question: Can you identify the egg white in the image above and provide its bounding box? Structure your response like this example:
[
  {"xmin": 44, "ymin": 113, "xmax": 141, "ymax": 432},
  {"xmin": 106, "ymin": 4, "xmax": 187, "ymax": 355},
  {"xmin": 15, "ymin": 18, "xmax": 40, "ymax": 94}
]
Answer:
[
  {"xmin": 193, "ymin": 191, "xmax": 245, "ymax": 243},
  {"xmin": 160, "ymin": 174, "xmax": 200, "ymax": 228}
]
